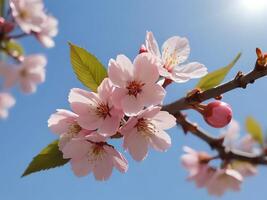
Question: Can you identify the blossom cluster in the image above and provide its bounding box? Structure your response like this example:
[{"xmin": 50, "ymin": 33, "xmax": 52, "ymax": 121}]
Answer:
[
  {"xmin": 181, "ymin": 120, "xmax": 258, "ymax": 196},
  {"xmin": 48, "ymin": 32, "xmax": 208, "ymax": 180},
  {"xmin": 0, "ymin": 0, "xmax": 58, "ymax": 119}
]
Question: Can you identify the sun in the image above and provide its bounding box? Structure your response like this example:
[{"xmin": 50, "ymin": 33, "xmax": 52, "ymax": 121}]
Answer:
[{"xmin": 240, "ymin": 0, "xmax": 267, "ymax": 13}]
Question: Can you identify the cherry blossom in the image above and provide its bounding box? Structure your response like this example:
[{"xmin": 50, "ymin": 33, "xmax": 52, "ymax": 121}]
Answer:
[
  {"xmin": 48, "ymin": 109, "xmax": 91, "ymax": 150},
  {"xmin": 108, "ymin": 53, "xmax": 166, "ymax": 115},
  {"xmin": 121, "ymin": 106, "xmax": 176, "ymax": 161},
  {"xmin": 0, "ymin": 93, "xmax": 15, "ymax": 119},
  {"xmin": 10, "ymin": 0, "xmax": 46, "ymax": 33},
  {"xmin": 221, "ymin": 119, "xmax": 240, "ymax": 149},
  {"xmin": 62, "ymin": 138, "xmax": 128, "ymax": 180},
  {"xmin": 206, "ymin": 169, "xmax": 243, "ymax": 196},
  {"xmin": 145, "ymin": 31, "xmax": 207, "ymax": 83},
  {"xmin": 181, "ymin": 146, "xmax": 212, "ymax": 177},
  {"xmin": 68, "ymin": 78, "xmax": 123, "ymax": 137},
  {"xmin": 221, "ymin": 120, "xmax": 258, "ymax": 176},
  {"xmin": 2, "ymin": 55, "xmax": 46, "ymax": 93},
  {"xmin": 35, "ymin": 15, "xmax": 58, "ymax": 48}
]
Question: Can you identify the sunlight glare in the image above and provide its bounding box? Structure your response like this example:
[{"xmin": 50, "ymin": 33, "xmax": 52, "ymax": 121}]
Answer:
[{"xmin": 240, "ymin": 0, "xmax": 267, "ymax": 13}]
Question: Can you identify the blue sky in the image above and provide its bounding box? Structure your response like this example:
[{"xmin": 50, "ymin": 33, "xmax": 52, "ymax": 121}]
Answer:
[{"xmin": 1, "ymin": 0, "xmax": 267, "ymax": 199}]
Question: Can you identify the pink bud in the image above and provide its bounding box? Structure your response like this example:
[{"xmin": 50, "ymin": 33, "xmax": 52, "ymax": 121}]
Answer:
[
  {"xmin": 139, "ymin": 44, "xmax": 148, "ymax": 54},
  {"xmin": 0, "ymin": 17, "xmax": 14, "ymax": 33},
  {"xmin": 203, "ymin": 101, "xmax": 232, "ymax": 128}
]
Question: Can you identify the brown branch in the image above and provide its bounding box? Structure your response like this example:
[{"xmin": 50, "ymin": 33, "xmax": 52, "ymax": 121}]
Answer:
[
  {"xmin": 175, "ymin": 112, "xmax": 267, "ymax": 165},
  {"xmin": 162, "ymin": 67, "xmax": 267, "ymax": 115}
]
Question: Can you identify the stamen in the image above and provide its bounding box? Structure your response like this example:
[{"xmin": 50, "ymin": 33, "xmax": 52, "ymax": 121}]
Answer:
[
  {"xmin": 136, "ymin": 118, "xmax": 156, "ymax": 137},
  {"xmin": 95, "ymin": 102, "xmax": 110, "ymax": 119},
  {"xmin": 126, "ymin": 81, "xmax": 145, "ymax": 97}
]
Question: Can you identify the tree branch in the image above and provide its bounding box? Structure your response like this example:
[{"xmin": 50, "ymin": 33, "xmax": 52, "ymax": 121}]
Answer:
[
  {"xmin": 162, "ymin": 67, "xmax": 267, "ymax": 115},
  {"xmin": 174, "ymin": 112, "xmax": 267, "ymax": 165}
]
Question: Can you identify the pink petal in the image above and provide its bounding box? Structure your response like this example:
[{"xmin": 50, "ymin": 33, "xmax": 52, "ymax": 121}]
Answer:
[
  {"xmin": 108, "ymin": 55, "xmax": 134, "ymax": 88},
  {"xmin": 111, "ymin": 87, "xmax": 127, "ymax": 109},
  {"xmin": 97, "ymin": 78, "xmax": 113, "ymax": 102},
  {"xmin": 140, "ymin": 83, "xmax": 166, "ymax": 106},
  {"xmin": 77, "ymin": 113, "xmax": 103, "ymax": 130},
  {"xmin": 19, "ymin": 79, "xmax": 37, "ymax": 93},
  {"xmin": 68, "ymin": 88, "xmax": 99, "ymax": 115},
  {"xmin": 149, "ymin": 129, "xmax": 171, "ymax": 151},
  {"xmin": 172, "ymin": 62, "xmax": 207, "ymax": 82},
  {"xmin": 123, "ymin": 129, "xmax": 148, "ymax": 161},
  {"xmin": 121, "ymin": 95, "xmax": 144, "ymax": 116},
  {"xmin": 152, "ymin": 111, "xmax": 176, "ymax": 130},
  {"xmin": 93, "ymin": 153, "xmax": 114, "ymax": 181},
  {"xmin": 70, "ymin": 158, "xmax": 92, "ymax": 177},
  {"xmin": 133, "ymin": 53, "xmax": 159, "ymax": 84},
  {"xmin": 48, "ymin": 109, "xmax": 78, "ymax": 135},
  {"xmin": 62, "ymin": 139, "xmax": 90, "ymax": 159},
  {"xmin": 162, "ymin": 36, "xmax": 190, "ymax": 66},
  {"xmin": 145, "ymin": 31, "xmax": 161, "ymax": 58},
  {"xmin": 104, "ymin": 146, "xmax": 128, "ymax": 173},
  {"xmin": 97, "ymin": 114, "xmax": 121, "ymax": 136}
]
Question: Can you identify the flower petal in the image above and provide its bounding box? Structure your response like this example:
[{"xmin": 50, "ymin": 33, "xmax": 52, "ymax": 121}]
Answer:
[
  {"xmin": 133, "ymin": 53, "xmax": 159, "ymax": 84},
  {"xmin": 108, "ymin": 54, "xmax": 134, "ymax": 87},
  {"xmin": 123, "ymin": 129, "xmax": 148, "ymax": 161},
  {"xmin": 152, "ymin": 111, "xmax": 176, "ymax": 130},
  {"xmin": 162, "ymin": 36, "xmax": 190, "ymax": 66},
  {"xmin": 145, "ymin": 31, "xmax": 161, "ymax": 58}
]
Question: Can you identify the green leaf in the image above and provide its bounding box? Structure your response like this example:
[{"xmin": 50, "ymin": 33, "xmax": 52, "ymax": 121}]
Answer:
[
  {"xmin": 22, "ymin": 140, "xmax": 70, "ymax": 177},
  {"xmin": 0, "ymin": 0, "xmax": 5, "ymax": 17},
  {"xmin": 196, "ymin": 53, "xmax": 241, "ymax": 91},
  {"xmin": 69, "ymin": 43, "xmax": 107, "ymax": 92},
  {"xmin": 4, "ymin": 39, "xmax": 24, "ymax": 57},
  {"xmin": 245, "ymin": 116, "xmax": 264, "ymax": 145}
]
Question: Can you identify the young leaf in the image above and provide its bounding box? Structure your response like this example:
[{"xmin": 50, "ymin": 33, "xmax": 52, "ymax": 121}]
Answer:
[
  {"xmin": 69, "ymin": 43, "xmax": 107, "ymax": 92},
  {"xmin": 5, "ymin": 40, "xmax": 24, "ymax": 57},
  {"xmin": 196, "ymin": 53, "xmax": 241, "ymax": 91},
  {"xmin": 0, "ymin": 0, "xmax": 5, "ymax": 17},
  {"xmin": 22, "ymin": 140, "xmax": 70, "ymax": 177},
  {"xmin": 245, "ymin": 116, "xmax": 264, "ymax": 145}
]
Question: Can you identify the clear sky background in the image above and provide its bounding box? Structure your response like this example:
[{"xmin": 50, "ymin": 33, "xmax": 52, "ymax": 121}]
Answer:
[{"xmin": 1, "ymin": 0, "xmax": 267, "ymax": 199}]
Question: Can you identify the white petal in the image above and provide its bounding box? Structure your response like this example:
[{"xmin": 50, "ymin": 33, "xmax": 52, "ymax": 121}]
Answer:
[{"xmin": 162, "ymin": 36, "xmax": 190, "ymax": 67}]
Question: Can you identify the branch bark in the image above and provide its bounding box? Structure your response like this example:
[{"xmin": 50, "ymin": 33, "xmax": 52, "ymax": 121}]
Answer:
[{"xmin": 162, "ymin": 67, "xmax": 267, "ymax": 115}]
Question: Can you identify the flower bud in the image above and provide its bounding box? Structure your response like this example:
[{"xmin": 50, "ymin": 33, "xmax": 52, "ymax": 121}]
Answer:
[
  {"xmin": 0, "ymin": 17, "xmax": 14, "ymax": 33},
  {"xmin": 139, "ymin": 44, "xmax": 148, "ymax": 54},
  {"xmin": 203, "ymin": 101, "xmax": 232, "ymax": 128}
]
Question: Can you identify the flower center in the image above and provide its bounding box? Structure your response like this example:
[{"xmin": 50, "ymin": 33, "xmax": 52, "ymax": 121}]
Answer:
[
  {"xmin": 136, "ymin": 118, "xmax": 156, "ymax": 137},
  {"xmin": 87, "ymin": 144, "xmax": 106, "ymax": 164},
  {"xmin": 95, "ymin": 102, "xmax": 110, "ymax": 119},
  {"xmin": 19, "ymin": 10, "xmax": 30, "ymax": 20},
  {"xmin": 67, "ymin": 123, "xmax": 82, "ymax": 137},
  {"xmin": 126, "ymin": 81, "xmax": 145, "ymax": 97},
  {"xmin": 19, "ymin": 68, "xmax": 28, "ymax": 77},
  {"xmin": 162, "ymin": 48, "xmax": 180, "ymax": 72}
]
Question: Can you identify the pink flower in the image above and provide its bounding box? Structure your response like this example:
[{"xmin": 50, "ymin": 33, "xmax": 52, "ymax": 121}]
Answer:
[
  {"xmin": 10, "ymin": 0, "xmax": 46, "ymax": 33},
  {"xmin": 181, "ymin": 146, "xmax": 212, "ymax": 177},
  {"xmin": 35, "ymin": 15, "xmax": 58, "ymax": 48},
  {"xmin": 48, "ymin": 109, "xmax": 94, "ymax": 150},
  {"xmin": 230, "ymin": 161, "xmax": 257, "ymax": 177},
  {"xmin": 145, "ymin": 31, "xmax": 207, "ymax": 83},
  {"xmin": 68, "ymin": 78, "xmax": 123, "ymax": 137},
  {"xmin": 121, "ymin": 106, "xmax": 176, "ymax": 161},
  {"xmin": 0, "ymin": 93, "xmax": 15, "ymax": 119},
  {"xmin": 206, "ymin": 169, "xmax": 243, "ymax": 196},
  {"xmin": 181, "ymin": 146, "xmax": 214, "ymax": 187},
  {"xmin": 62, "ymin": 139, "xmax": 128, "ymax": 181},
  {"xmin": 221, "ymin": 119, "xmax": 240, "ymax": 149},
  {"xmin": 108, "ymin": 53, "xmax": 166, "ymax": 115},
  {"xmin": 221, "ymin": 121, "xmax": 258, "ymax": 177},
  {"xmin": 2, "ymin": 55, "xmax": 46, "ymax": 93}
]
